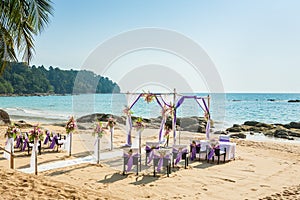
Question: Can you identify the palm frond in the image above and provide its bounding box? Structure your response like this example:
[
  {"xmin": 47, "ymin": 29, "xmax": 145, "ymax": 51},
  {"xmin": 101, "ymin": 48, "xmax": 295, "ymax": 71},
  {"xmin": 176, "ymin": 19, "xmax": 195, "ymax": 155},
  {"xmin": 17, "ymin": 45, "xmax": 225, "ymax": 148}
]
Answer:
[{"xmin": 28, "ymin": 0, "xmax": 53, "ymax": 33}]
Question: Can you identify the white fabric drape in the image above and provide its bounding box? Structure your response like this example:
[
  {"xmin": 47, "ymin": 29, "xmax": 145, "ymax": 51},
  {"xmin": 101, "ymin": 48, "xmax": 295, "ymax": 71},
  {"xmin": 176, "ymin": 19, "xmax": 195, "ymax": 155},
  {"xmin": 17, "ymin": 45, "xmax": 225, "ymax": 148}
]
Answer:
[
  {"xmin": 3, "ymin": 138, "xmax": 14, "ymax": 160},
  {"xmin": 30, "ymin": 139, "xmax": 38, "ymax": 169}
]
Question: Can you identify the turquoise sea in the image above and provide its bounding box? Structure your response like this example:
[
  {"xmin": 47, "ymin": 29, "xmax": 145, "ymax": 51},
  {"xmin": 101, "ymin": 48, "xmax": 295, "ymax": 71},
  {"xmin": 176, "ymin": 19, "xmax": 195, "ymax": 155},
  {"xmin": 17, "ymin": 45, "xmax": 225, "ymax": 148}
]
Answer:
[{"xmin": 0, "ymin": 93, "xmax": 299, "ymax": 129}]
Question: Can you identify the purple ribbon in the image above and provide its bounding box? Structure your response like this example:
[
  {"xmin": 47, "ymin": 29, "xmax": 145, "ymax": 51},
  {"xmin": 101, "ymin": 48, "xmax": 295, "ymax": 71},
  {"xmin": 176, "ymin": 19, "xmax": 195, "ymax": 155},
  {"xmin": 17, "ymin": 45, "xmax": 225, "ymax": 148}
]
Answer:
[
  {"xmin": 146, "ymin": 146, "xmax": 159, "ymax": 164},
  {"xmin": 16, "ymin": 136, "xmax": 21, "ymax": 148},
  {"xmin": 124, "ymin": 153, "xmax": 138, "ymax": 172},
  {"xmin": 190, "ymin": 144, "xmax": 201, "ymax": 161},
  {"xmin": 22, "ymin": 138, "xmax": 28, "ymax": 151},
  {"xmin": 174, "ymin": 148, "xmax": 188, "ymax": 165},
  {"xmin": 219, "ymin": 138, "xmax": 230, "ymax": 142},
  {"xmin": 155, "ymin": 154, "xmax": 170, "ymax": 172},
  {"xmin": 44, "ymin": 131, "xmax": 51, "ymax": 145},
  {"xmin": 208, "ymin": 145, "xmax": 220, "ymax": 160},
  {"xmin": 49, "ymin": 135, "xmax": 58, "ymax": 149}
]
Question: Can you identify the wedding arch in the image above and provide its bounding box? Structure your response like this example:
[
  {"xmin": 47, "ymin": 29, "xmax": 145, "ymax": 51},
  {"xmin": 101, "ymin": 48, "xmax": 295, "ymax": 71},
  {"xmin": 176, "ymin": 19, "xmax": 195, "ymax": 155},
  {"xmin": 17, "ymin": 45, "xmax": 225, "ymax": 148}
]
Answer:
[{"xmin": 123, "ymin": 89, "xmax": 211, "ymax": 146}]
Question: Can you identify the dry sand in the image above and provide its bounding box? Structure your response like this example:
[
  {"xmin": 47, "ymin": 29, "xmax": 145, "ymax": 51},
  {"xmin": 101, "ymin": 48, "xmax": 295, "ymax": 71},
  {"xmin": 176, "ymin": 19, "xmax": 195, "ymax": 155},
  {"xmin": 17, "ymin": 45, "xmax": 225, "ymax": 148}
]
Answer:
[{"xmin": 1, "ymin": 123, "xmax": 300, "ymax": 200}]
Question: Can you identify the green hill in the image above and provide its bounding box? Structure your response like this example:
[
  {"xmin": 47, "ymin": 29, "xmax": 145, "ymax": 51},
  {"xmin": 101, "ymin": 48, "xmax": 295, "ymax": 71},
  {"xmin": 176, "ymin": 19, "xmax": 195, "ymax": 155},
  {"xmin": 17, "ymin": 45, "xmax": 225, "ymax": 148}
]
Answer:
[{"xmin": 0, "ymin": 62, "xmax": 120, "ymax": 95}]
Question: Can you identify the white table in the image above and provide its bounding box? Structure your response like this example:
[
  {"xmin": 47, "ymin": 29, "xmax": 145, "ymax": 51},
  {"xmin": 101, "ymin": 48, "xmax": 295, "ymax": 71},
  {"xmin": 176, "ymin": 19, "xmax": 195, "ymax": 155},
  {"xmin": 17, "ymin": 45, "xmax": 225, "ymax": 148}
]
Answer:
[{"xmin": 199, "ymin": 140, "xmax": 236, "ymax": 161}]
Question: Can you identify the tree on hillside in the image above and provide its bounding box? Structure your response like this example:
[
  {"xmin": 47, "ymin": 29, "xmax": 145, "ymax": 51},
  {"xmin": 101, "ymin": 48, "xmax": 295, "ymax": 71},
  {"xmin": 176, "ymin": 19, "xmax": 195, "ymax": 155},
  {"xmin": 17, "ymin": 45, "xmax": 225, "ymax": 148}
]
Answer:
[{"xmin": 0, "ymin": 0, "xmax": 53, "ymax": 73}]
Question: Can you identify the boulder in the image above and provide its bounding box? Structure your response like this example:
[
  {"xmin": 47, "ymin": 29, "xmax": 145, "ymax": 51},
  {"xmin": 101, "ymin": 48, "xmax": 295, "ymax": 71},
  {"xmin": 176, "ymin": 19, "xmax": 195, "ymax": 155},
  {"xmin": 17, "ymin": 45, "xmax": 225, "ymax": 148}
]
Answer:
[
  {"xmin": 14, "ymin": 121, "xmax": 33, "ymax": 128},
  {"xmin": 255, "ymin": 122, "xmax": 274, "ymax": 129},
  {"xmin": 244, "ymin": 121, "xmax": 260, "ymax": 126},
  {"xmin": 213, "ymin": 130, "xmax": 228, "ymax": 135},
  {"xmin": 288, "ymin": 130, "xmax": 300, "ymax": 137},
  {"xmin": 274, "ymin": 130, "xmax": 290, "ymax": 139},
  {"xmin": 77, "ymin": 113, "xmax": 126, "ymax": 124},
  {"xmin": 288, "ymin": 100, "xmax": 300, "ymax": 103},
  {"xmin": 229, "ymin": 133, "xmax": 246, "ymax": 139},
  {"xmin": 289, "ymin": 122, "xmax": 300, "ymax": 129},
  {"xmin": 226, "ymin": 126, "xmax": 242, "ymax": 132},
  {"xmin": 178, "ymin": 117, "xmax": 198, "ymax": 127},
  {"xmin": 0, "ymin": 109, "xmax": 11, "ymax": 125}
]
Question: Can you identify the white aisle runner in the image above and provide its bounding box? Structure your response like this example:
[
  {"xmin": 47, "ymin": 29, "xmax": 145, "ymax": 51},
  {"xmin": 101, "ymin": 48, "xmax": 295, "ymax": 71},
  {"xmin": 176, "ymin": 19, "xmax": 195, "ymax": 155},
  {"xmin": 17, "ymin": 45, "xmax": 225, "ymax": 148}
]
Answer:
[{"xmin": 19, "ymin": 150, "xmax": 123, "ymax": 174}]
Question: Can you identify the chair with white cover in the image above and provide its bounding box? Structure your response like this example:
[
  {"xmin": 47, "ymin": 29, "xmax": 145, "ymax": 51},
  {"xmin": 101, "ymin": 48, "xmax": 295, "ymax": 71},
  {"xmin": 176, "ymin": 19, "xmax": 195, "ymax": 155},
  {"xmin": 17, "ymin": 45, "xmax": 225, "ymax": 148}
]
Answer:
[
  {"xmin": 172, "ymin": 144, "xmax": 189, "ymax": 169},
  {"xmin": 153, "ymin": 149, "xmax": 172, "ymax": 177},
  {"xmin": 145, "ymin": 142, "xmax": 160, "ymax": 165},
  {"xmin": 190, "ymin": 140, "xmax": 208, "ymax": 161},
  {"xmin": 122, "ymin": 148, "xmax": 141, "ymax": 175}
]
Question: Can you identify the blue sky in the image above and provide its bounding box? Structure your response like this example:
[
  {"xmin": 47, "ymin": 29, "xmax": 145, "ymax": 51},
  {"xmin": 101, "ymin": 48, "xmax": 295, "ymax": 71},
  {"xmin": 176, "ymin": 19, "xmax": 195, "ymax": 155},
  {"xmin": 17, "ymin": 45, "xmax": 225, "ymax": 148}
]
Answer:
[{"xmin": 31, "ymin": 0, "xmax": 300, "ymax": 93}]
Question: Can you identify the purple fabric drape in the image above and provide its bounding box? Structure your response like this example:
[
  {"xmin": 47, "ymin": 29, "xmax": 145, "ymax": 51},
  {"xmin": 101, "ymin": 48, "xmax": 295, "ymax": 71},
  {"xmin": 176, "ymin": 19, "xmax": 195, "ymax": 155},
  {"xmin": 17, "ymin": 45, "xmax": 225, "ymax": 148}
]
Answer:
[
  {"xmin": 44, "ymin": 131, "xmax": 50, "ymax": 145},
  {"xmin": 126, "ymin": 94, "xmax": 143, "ymax": 146},
  {"xmin": 49, "ymin": 135, "xmax": 58, "ymax": 149},
  {"xmin": 124, "ymin": 153, "xmax": 138, "ymax": 172},
  {"xmin": 208, "ymin": 145, "xmax": 220, "ymax": 160},
  {"xmin": 174, "ymin": 148, "xmax": 188, "ymax": 165},
  {"xmin": 219, "ymin": 138, "xmax": 229, "ymax": 142},
  {"xmin": 155, "ymin": 154, "xmax": 170, "ymax": 172},
  {"xmin": 22, "ymin": 138, "xmax": 28, "ymax": 151},
  {"xmin": 190, "ymin": 144, "xmax": 201, "ymax": 161},
  {"xmin": 145, "ymin": 145, "xmax": 159, "ymax": 164},
  {"xmin": 16, "ymin": 136, "xmax": 21, "ymax": 148}
]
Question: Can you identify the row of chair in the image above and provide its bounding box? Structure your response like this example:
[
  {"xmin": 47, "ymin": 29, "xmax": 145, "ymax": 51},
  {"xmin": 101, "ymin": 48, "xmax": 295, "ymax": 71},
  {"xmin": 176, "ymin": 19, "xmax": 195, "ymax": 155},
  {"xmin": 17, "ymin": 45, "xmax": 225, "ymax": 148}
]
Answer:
[
  {"xmin": 123, "ymin": 142, "xmax": 227, "ymax": 177},
  {"xmin": 13, "ymin": 132, "xmax": 66, "ymax": 155}
]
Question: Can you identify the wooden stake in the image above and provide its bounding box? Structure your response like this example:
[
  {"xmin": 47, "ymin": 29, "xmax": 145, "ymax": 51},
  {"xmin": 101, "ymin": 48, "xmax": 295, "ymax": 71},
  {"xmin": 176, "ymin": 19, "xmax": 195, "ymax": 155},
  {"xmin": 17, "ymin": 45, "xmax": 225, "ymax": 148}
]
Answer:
[{"xmin": 69, "ymin": 133, "xmax": 72, "ymax": 156}]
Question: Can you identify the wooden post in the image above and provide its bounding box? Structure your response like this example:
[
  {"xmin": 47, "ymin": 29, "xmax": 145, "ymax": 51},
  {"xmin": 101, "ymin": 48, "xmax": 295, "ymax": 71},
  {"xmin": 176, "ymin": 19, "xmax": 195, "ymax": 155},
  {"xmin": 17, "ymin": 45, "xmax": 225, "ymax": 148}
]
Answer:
[
  {"xmin": 0, "ymin": 146, "xmax": 14, "ymax": 169},
  {"xmin": 173, "ymin": 88, "xmax": 176, "ymax": 145},
  {"xmin": 97, "ymin": 137, "xmax": 100, "ymax": 164},
  {"xmin": 139, "ymin": 130, "xmax": 141, "ymax": 156},
  {"xmin": 10, "ymin": 139, "xmax": 14, "ymax": 169},
  {"xmin": 207, "ymin": 95, "xmax": 210, "ymax": 110},
  {"xmin": 110, "ymin": 127, "xmax": 113, "ymax": 151},
  {"xmin": 10, "ymin": 153, "xmax": 14, "ymax": 169},
  {"xmin": 34, "ymin": 138, "xmax": 38, "ymax": 175},
  {"xmin": 69, "ymin": 133, "xmax": 72, "ymax": 156}
]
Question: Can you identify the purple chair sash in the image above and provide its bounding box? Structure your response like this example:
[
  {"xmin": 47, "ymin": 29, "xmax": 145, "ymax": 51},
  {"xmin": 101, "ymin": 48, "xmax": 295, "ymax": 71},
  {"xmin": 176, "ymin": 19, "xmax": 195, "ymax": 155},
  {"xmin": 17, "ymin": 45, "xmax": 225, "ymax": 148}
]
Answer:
[
  {"xmin": 145, "ymin": 145, "xmax": 159, "ymax": 164},
  {"xmin": 44, "ymin": 132, "xmax": 51, "ymax": 145},
  {"xmin": 49, "ymin": 135, "xmax": 58, "ymax": 149},
  {"xmin": 174, "ymin": 148, "xmax": 188, "ymax": 165},
  {"xmin": 124, "ymin": 153, "xmax": 138, "ymax": 172},
  {"xmin": 16, "ymin": 136, "xmax": 21, "ymax": 148},
  {"xmin": 154, "ymin": 154, "xmax": 170, "ymax": 172},
  {"xmin": 190, "ymin": 144, "xmax": 201, "ymax": 161},
  {"xmin": 208, "ymin": 145, "xmax": 220, "ymax": 160},
  {"xmin": 22, "ymin": 138, "xmax": 28, "ymax": 151}
]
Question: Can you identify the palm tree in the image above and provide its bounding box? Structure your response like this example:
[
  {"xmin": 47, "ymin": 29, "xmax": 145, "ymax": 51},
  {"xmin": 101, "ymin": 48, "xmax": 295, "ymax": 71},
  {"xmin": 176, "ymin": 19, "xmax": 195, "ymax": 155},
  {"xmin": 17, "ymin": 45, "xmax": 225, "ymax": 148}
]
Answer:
[{"xmin": 0, "ymin": 0, "xmax": 53, "ymax": 72}]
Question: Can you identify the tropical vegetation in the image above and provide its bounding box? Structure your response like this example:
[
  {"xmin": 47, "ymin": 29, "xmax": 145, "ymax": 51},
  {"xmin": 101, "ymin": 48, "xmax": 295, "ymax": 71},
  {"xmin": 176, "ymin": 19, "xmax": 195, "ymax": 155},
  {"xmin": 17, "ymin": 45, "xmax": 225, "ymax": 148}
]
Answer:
[
  {"xmin": 0, "ymin": 62, "xmax": 120, "ymax": 94},
  {"xmin": 0, "ymin": 0, "xmax": 53, "ymax": 72}
]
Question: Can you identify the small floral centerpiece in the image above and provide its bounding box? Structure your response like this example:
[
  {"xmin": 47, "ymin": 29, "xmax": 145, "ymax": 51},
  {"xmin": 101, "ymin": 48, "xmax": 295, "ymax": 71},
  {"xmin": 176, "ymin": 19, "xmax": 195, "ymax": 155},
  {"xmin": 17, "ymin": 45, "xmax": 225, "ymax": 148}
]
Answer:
[
  {"xmin": 93, "ymin": 121, "xmax": 106, "ymax": 138},
  {"xmin": 107, "ymin": 116, "xmax": 116, "ymax": 128},
  {"xmin": 28, "ymin": 125, "xmax": 43, "ymax": 142},
  {"xmin": 5, "ymin": 124, "xmax": 20, "ymax": 139},
  {"xmin": 134, "ymin": 117, "xmax": 145, "ymax": 131},
  {"xmin": 123, "ymin": 106, "xmax": 133, "ymax": 116},
  {"xmin": 66, "ymin": 116, "xmax": 77, "ymax": 134},
  {"xmin": 143, "ymin": 92, "xmax": 155, "ymax": 103}
]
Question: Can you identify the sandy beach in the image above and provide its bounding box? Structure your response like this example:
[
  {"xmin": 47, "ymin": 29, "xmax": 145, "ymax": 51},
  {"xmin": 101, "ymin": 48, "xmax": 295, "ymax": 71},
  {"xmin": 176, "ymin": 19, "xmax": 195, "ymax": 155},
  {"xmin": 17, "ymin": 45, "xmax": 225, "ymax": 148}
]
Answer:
[{"xmin": 0, "ymin": 123, "xmax": 300, "ymax": 200}]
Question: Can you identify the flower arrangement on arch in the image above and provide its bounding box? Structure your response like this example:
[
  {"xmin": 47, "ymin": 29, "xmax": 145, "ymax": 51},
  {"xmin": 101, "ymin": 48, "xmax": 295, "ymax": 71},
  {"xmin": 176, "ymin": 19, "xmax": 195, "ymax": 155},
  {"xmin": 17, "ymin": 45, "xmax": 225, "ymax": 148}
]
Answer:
[
  {"xmin": 5, "ymin": 124, "xmax": 20, "ymax": 139},
  {"xmin": 66, "ymin": 116, "xmax": 77, "ymax": 134},
  {"xmin": 134, "ymin": 117, "xmax": 145, "ymax": 131},
  {"xmin": 107, "ymin": 116, "xmax": 116, "ymax": 129},
  {"xmin": 204, "ymin": 111, "xmax": 210, "ymax": 121},
  {"xmin": 93, "ymin": 121, "xmax": 106, "ymax": 138},
  {"xmin": 143, "ymin": 92, "xmax": 155, "ymax": 103},
  {"xmin": 28, "ymin": 125, "xmax": 43, "ymax": 142},
  {"xmin": 123, "ymin": 106, "xmax": 133, "ymax": 116}
]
